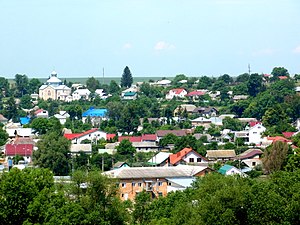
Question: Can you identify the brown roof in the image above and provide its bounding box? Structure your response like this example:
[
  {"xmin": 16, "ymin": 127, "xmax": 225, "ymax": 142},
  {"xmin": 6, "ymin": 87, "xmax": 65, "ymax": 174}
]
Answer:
[
  {"xmin": 0, "ymin": 114, "xmax": 8, "ymax": 122},
  {"xmin": 156, "ymin": 130, "xmax": 187, "ymax": 137},
  {"xmin": 206, "ymin": 150, "xmax": 236, "ymax": 159},
  {"xmin": 236, "ymin": 149, "xmax": 263, "ymax": 160}
]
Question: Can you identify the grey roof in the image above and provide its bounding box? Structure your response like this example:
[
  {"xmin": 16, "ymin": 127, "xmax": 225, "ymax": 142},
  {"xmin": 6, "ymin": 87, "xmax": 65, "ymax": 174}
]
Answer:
[
  {"xmin": 70, "ymin": 144, "xmax": 92, "ymax": 153},
  {"xmin": 148, "ymin": 152, "xmax": 172, "ymax": 164},
  {"xmin": 132, "ymin": 142, "xmax": 159, "ymax": 148},
  {"xmin": 206, "ymin": 150, "xmax": 236, "ymax": 159},
  {"xmin": 113, "ymin": 161, "xmax": 128, "ymax": 168},
  {"xmin": 156, "ymin": 130, "xmax": 187, "ymax": 137},
  {"xmin": 104, "ymin": 165, "xmax": 208, "ymax": 179}
]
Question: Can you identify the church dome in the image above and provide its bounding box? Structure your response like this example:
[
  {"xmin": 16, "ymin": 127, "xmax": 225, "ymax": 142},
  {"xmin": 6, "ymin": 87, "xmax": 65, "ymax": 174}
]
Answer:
[{"xmin": 47, "ymin": 71, "xmax": 62, "ymax": 85}]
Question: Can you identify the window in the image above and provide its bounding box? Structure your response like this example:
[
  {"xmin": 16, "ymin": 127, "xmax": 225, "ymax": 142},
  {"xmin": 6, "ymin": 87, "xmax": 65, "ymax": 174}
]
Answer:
[
  {"xmin": 197, "ymin": 158, "xmax": 202, "ymax": 162},
  {"xmin": 158, "ymin": 181, "xmax": 163, "ymax": 186},
  {"xmin": 189, "ymin": 158, "xmax": 194, "ymax": 163},
  {"xmin": 167, "ymin": 182, "xmax": 172, "ymax": 186},
  {"xmin": 253, "ymin": 132, "xmax": 257, "ymax": 134},
  {"xmin": 252, "ymin": 162, "xmax": 256, "ymax": 166},
  {"xmin": 121, "ymin": 194, "xmax": 124, "ymax": 197},
  {"xmin": 158, "ymin": 192, "xmax": 163, "ymax": 197},
  {"xmin": 48, "ymin": 90, "xmax": 51, "ymax": 96},
  {"xmin": 138, "ymin": 182, "xmax": 142, "ymax": 187},
  {"xmin": 132, "ymin": 182, "xmax": 136, "ymax": 187},
  {"xmin": 121, "ymin": 183, "xmax": 126, "ymax": 188}
]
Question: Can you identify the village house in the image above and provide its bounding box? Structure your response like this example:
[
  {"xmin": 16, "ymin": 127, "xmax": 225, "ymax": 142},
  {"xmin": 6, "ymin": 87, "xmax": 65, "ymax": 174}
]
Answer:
[
  {"xmin": 236, "ymin": 149, "xmax": 263, "ymax": 169},
  {"xmin": 70, "ymin": 144, "xmax": 92, "ymax": 155},
  {"xmin": 168, "ymin": 147, "xmax": 208, "ymax": 166},
  {"xmin": 173, "ymin": 104, "xmax": 197, "ymax": 116},
  {"xmin": 72, "ymin": 88, "xmax": 91, "ymax": 101},
  {"xmin": 185, "ymin": 90, "xmax": 206, "ymax": 101},
  {"xmin": 148, "ymin": 152, "xmax": 172, "ymax": 167},
  {"xmin": 206, "ymin": 150, "xmax": 236, "ymax": 162},
  {"xmin": 156, "ymin": 130, "xmax": 188, "ymax": 140},
  {"xmin": 218, "ymin": 164, "xmax": 247, "ymax": 177},
  {"xmin": 82, "ymin": 107, "xmax": 107, "ymax": 125},
  {"xmin": 5, "ymin": 144, "xmax": 34, "ymax": 164},
  {"xmin": 35, "ymin": 109, "xmax": 49, "ymax": 118},
  {"xmin": 122, "ymin": 91, "xmax": 138, "ymax": 100},
  {"xmin": 165, "ymin": 88, "xmax": 187, "ymax": 100},
  {"xmin": 64, "ymin": 128, "xmax": 107, "ymax": 144},
  {"xmin": 192, "ymin": 107, "xmax": 218, "ymax": 118},
  {"xmin": 103, "ymin": 165, "xmax": 212, "ymax": 201}
]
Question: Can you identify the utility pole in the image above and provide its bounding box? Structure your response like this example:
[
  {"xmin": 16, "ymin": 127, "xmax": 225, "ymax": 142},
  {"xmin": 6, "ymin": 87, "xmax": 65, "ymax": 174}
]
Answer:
[{"xmin": 102, "ymin": 67, "xmax": 105, "ymax": 84}]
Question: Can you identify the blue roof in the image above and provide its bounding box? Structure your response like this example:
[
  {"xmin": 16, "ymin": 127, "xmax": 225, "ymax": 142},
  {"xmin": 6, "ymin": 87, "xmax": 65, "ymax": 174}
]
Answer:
[
  {"xmin": 218, "ymin": 164, "xmax": 234, "ymax": 175},
  {"xmin": 82, "ymin": 108, "xmax": 107, "ymax": 117},
  {"xmin": 20, "ymin": 117, "xmax": 30, "ymax": 125}
]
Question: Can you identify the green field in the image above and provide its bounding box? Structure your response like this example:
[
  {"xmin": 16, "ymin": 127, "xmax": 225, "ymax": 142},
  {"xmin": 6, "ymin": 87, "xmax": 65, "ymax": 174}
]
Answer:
[{"xmin": 8, "ymin": 76, "xmax": 175, "ymax": 85}]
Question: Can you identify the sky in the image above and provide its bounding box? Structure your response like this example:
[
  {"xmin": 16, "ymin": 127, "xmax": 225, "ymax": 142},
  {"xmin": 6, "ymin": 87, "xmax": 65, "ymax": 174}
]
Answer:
[{"xmin": 1, "ymin": 0, "xmax": 300, "ymax": 78}]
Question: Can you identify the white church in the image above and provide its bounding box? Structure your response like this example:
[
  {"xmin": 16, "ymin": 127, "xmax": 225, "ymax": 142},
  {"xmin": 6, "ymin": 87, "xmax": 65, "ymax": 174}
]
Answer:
[{"xmin": 39, "ymin": 71, "xmax": 71, "ymax": 101}]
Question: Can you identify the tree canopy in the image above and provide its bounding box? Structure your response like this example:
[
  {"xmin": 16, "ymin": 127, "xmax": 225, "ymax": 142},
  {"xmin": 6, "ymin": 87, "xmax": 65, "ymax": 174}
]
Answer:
[{"xmin": 121, "ymin": 66, "xmax": 133, "ymax": 88}]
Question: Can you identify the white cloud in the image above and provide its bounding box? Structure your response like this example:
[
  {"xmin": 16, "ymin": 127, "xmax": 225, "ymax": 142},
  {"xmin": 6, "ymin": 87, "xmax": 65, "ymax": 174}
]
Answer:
[
  {"xmin": 123, "ymin": 43, "xmax": 132, "ymax": 49},
  {"xmin": 252, "ymin": 48, "xmax": 276, "ymax": 56},
  {"xmin": 293, "ymin": 45, "xmax": 300, "ymax": 54},
  {"xmin": 154, "ymin": 41, "xmax": 175, "ymax": 51}
]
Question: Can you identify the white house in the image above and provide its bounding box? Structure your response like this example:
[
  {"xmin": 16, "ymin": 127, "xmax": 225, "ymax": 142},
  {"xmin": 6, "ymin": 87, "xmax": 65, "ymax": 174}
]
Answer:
[
  {"xmin": 248, "ymin": 123, "xmax": 266, "ymax": 145},
  {"xmin": 218, "ymin": 164, "xmax": 247, "ymax": 177},
  {"xmin": 236, "ymin": 149, "xmax": 263, "ymax": 169},
  {"xmin": 72, "ymin": 89, "xmax": 91, "ymax": 101},
  {"xmin": 35, "ymin": 109, "xmax": 49, "ymax": 118},
  {"xmin": 166, "ymin": 88, "xmax": 187, "ymax": 100},
  {"xmin": 64, "ymin": 128, "xmax": 107, "ymax": 144},
  {"xmin": 169, "ymin": 148, "xmax": 208, "ymax": 166}
]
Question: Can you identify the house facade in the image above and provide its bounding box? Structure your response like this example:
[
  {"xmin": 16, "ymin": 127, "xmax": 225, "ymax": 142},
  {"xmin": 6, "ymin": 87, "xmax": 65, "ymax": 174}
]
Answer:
[
  {"xmin": 64, "ymin": 128, "xmax": 107, "ymax": 144},
  {"xmin": 104, "ymin": 165, "xmax": 212, "ymax": 201},
  {"xmin": 169, "ymin": 148, "xmax": 208, "ymax": 166},
  {"xmin": 72, "ymin": 89, "xmax": 91, "ymax": 101},
  {"xmin": 165, "ymin": 88, "xmax": 187, "ymax": 100}
]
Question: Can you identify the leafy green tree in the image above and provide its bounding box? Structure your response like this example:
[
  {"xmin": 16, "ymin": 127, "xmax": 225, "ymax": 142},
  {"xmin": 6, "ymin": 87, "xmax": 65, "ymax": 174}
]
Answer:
[
  {"xmin": 159, "ymin": 133, "xmax": 179, "ymax": 147},
  {"xmin": 73, "ymin": 151, "xmax": 89, "ymax": 170},
  {"xmin": 3, "ymin": 96, "xmax": 19, "ymax": 122},
  {"xmin": 132, "ymin": 191, "xmax": 152, "ymax": 224},
  {"xmin": 285, "ymin": 148, "xmax": 300, "ymax": 172},
  {"xmin": 218, "ymin": 74, "xmax": 233, "ymax": 84},
  {"xmin": 14, "ymin": 74, "xmax": 29, "ymax": 97},
  {"xmin": 28, "ymin": 78, "xmax": 42, "ymax": 94},
  {"xmin": 236, "ymin": 73, "xmax": 250, "ymax": 83},
  {"xmin": 247, "ymin": 73, "xmax": 264, "ymax": 97},
  {"xmin": 271, "ymin": 66, "xmax": 289, "ymax": 81},
  {"xmin": 207, "ymin": 124, "xmax": 221, "ymax": 137},
  {"xmin": 66, "ymin": 104, "xmax": 83, "ymax": 120},
  {"xmin": 262, "ymin": 141, "xmax": 289, "ymax": 174},
  {"xmin": 0, "ymin": 126, "xmax": 8, "ymax": 146},
  {"xmin": 116, "ymin": 139, "xmax": 136, "ymax": 157},
  {"xmin": 197, "ymin": 76, "xmax": 213, "ymax": 89},
  {"xmin": 0, "ymin": 168, "xmax": 54, "ymax": 225},
  {"xmin": 121, "ymin": 66, "xmax": 133, "ymax": 88},
  {"xmin": 109, "ymin": 80, "xmax": 121, "ymax": 94},
  {"xmin": 86, "ymin": 76, "xmax": 100, "ymax": 92},
  {"xmin": 34, "ymin": 132, "xmax": 71, "ymax": 175},
  {"xmin": 194, "ymin": 126, "xmax": 205, "ymax": 134},
  {"xmin": 20, "ymin": 94, "xmax": 32, "ymax": 109},
  {"xmin": 30, "ymin": 118, "xmax": 49, "ymax": 135},
  {"xmin": 0, "ymin": 77, "xmax": 10, "ymax": 97},
  {"xmin": 222, "ymin": 117, "xmax": 243, "ymax": 131}
]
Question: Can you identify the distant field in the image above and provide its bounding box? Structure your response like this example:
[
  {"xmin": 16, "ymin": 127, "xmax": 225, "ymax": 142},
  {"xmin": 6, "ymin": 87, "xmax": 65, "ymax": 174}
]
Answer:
[{"xmin": 8, "ymin": 76, "xmax": 175, "ymax": 85}]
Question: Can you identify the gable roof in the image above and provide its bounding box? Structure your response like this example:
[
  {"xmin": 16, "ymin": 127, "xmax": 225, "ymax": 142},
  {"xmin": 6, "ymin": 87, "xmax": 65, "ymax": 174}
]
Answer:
[
  {"xmin": 206, "ymin": 150, "xmax": 236, "ymax": 159},
  {"xmin": 5, "ymin": 144, "xmax": 34, "ymax": 156},
  {"xmin": 169, "ymin": 148, "xmax": 207, "ymax": 165},
  {"xmin": 278, "ymin": 76, "xmax": 288, "ymax": 80},
  {"xmin": 113, "ymin": 161, "xmax": 129, "ymax": 168},
  {"xmin": 0, "ymin": 114, "xmax": 8, "ymax": 122},
  {"xmin": 148, "ymin": 152, "xmax": 172, "ymax": 165},
  {"xmin": 282, "ymin": 132, "xmax": 295, "ymax": 139},
  {"xmin": 64, "ymin": 128, "xmax": 100, "ymax": 140},
  {"xmin": 267, "ymin": 136, "xmax": 291, "ymax": 143},
  {"xmin": 104, "ymin": 165, "xmax": 209, "ymax": 179},
  {"xmin": 218, "ymin": 164, "xmax": 234, "ymax": 174},
  {"xmin": 118, "ymin": 136, "xmax": 143, "ymax": 142},
  {"xmin": 123, "ymin": 91, "xmax": 137, "ymax": 96},
  {"xmin": 249, "ymin": 121, "xmax": 261, "ymax": 127},
  {"xmin": 156, "ymin": 130, "xmax": 187, "ymax": 137},
  {"xmin": 142, "ymin": 134, "xmax": 157, "ymax": 141},
  {"xmin": 236, "ymin": 149, "xmax": 263, "ymax": 160},
  {"xmin": 186, "ymin": 90, "xmax": 205, "ymax": 97},
  {"xmin": 171, "ymin": 88, "xmax": 186, "ymax": 94}
]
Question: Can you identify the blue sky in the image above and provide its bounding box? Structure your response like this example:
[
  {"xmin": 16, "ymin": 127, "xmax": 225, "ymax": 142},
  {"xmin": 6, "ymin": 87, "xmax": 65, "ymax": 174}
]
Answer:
[{"xmin": 1, "ymin": 0, "xmax": 300, "ymax": 78}]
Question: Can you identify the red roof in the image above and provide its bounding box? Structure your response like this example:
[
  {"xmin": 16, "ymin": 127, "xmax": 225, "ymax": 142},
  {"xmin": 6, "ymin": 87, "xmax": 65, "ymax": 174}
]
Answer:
[
  {"xmin": 64, "ymin": 128, "xmax": 99, "ymax": 140},
  {"xmin": 249, "ymin": 121, "xmax": 261, "ymax": 127},
  {"xmin": 186, "ymin": 90, "xmax": 205, "ymax": 97},
  {"xmin": 142, "ymin": 134, "xmax": 157, "ymax": 141},
  {"xmin": 278, "ymin": 76, "xmax": 288, "ymax": 80},
  {"xmin": 118, "ymin": 136, "xmax": 142, "ymax": 142},
  {"xmin": 169, "ymin": 147, "xmax": 207, "ymax": 165},
  {"xmin": 263, "ymin": 74, "xmax": 271, "ymax": 77},
  {"xmin": 172, "ymin": 88, "xmax": 185, "ymax": 94},
  {"xmin": 267, "ymin": 136, "xmax": 290, "ymax": 143},
  {"xmin": 34, "ymin": 109, "xmax": 44, "ymax": 115},
  {"xmin": 282, "ymin": 132, "xmax": 295, "ymax": 139},
  {"xmin": 107, "ymin": 134, "xmax": 116, "ymax": 140},
  {"xmin": 5, "ymin": 144, "xmax": 33, "ymax": 156}
]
